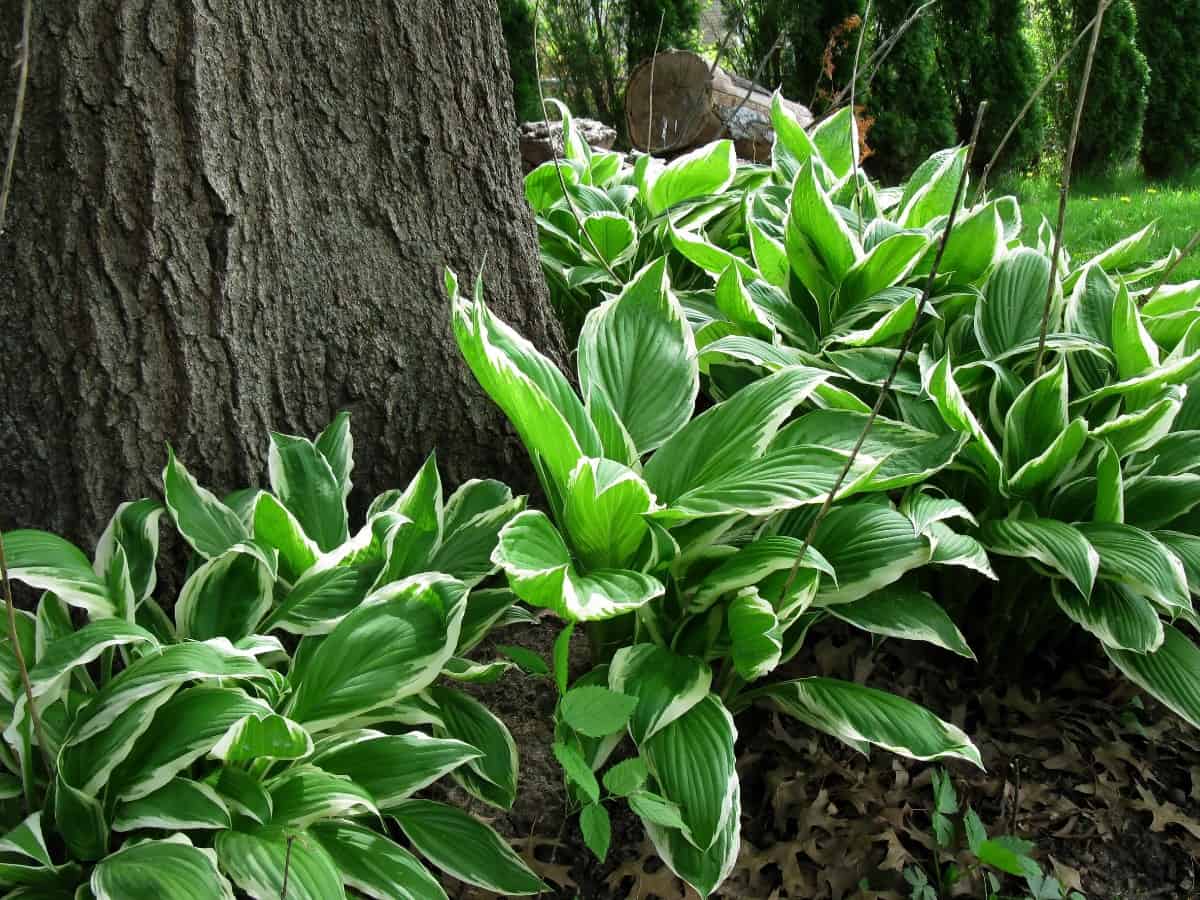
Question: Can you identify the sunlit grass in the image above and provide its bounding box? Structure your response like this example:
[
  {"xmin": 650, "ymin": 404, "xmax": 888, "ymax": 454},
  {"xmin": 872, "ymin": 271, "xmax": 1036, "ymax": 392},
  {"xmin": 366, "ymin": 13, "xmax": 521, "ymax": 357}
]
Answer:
[{"xmin": 992, "ymin": 167, "xmax": 1200, "ymax": 283}]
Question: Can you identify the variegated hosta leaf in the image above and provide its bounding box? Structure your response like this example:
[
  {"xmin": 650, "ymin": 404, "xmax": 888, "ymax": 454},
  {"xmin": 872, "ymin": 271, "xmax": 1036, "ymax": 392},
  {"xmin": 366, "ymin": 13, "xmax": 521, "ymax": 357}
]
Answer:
[
  {"xmin": 492, "ymin": 510, "xmax": 663, "ymax": 622},
  {"xmin": 975, "ymin": 247, "xmax": 1055, "ymax": 359},
  {"xmin": 430, "ymin": 495, "xmax": 526, "ymax": 588},
  {"xmin": 312, "ymin": 729, "xmax": 481, "ymax": 809},
  {"xmin": 1156, "ymin": 531, "xmax": 1200, "ymax": 595},
  {"xmin": 1, "ymin": 530, "xmax": 115, "ymax": 618},
  {"xmin": 642, "ymin": 781, "xmax": 741, "ymax": 899},
  {"xmin": 286, "ymin": 574, "xmax": 467, "ymax": 731},
  {"xmin": 645, "ymin": 140, "xmax": 736, "ymax": 216},
  {"xmin": 1076, "ymin": 522, "xmax": 1191, "ymax": 615},
  {"xmin": 268, "ymin": 430, "xmax": 349, "ymax": 552},
  {"xmin": 978, "ymin": 517, "xmax": 1099, "ymax": 599},
  {"xmin": 727, "ymin": 588, "xmax": 784, "ymax": 680},
  {"xmin": 26, "ymin": 619, "xmax": 158, "ymax": 710},
  {"xmin": 811, "ymin": 106, "xmax": 858, "ymax": 181},
  {"xmin": 810, "ymin": 503, "xmax": 933, "ymax": 606},
  {"xmin": 1005, "ymin": 418, "xmax": 1089, "ymax": 496},
  {"xmin": 687, "ymin": 535, "xmax": 834, "ymax": 614},
  {"xmin": 835, "ymin": 231, "xmax": 929, "ymax": 316},
  {"xmin": 831, "ymin": 585, "xmax": 975, "ymax": 658},
  {"xmin": 642, "ymin": 694, "xmax": 737, "ymax": 852},
  {"xmin": 1106, "ymin": 624, "xmax": 1200, "ymax": 730},
  {"xmin": 747, "ymin": 678, "xmax": 982, "ymax": 767},
  {"xmin": 577, "ymin": 257, "xmax": 699, "ymax": 454},
  {"xmin": 209, "ymin": 712, "xmax": 313, "ymax": 763},
  {"xmin": 264, "ymin": 565, "xmax": 375, "ymax": 636},
  {"xmin": 920, "ymin": 352, "xmax": 1002, "ymax": 484},
  {"xmin": 643, "ymin": 365, "xmax": 832, "ymax": 505},
  {"xmin": 1091, "ymin": 388, "xmax": 1183, "ymax": 457},
  {"xmin": 315, "ymin": 411, "xmax": 354, "ymax": 503},
  {"xmin": 311, "ymin": 820, "xmax": 448, "ymax": 900},
  {"xmin": 429, "ymin": 686, "xmax": 518, "ymax": 810},
  {"xmin": 1124, "ymin": 474, "xmax": 1200, "ymax": 530},
  {"xmin": 163, "ymin": 447, "xmax": 249, "ymax": 559},
  {"xmin": 92, "ymin": 835, "xmax": 234, "ymax": 900},
  {"xmin": 93, "ymin": 498, "xmax": 165, "ymax": 605},
  {"xmin": 1053, "ymin": 580, "xmax": 1164, "ymax": 653},
  {"xmin": 564, "ymin": 458, "xmax": 659, "ymax": 570},
  {"xmin": 113, "ymin": 777, "xmax": 231, "ymax": 832},
  {"xmin": 217, "ymin": 827, "xmax": 346, "ymax": 899},
  {"xmin": 932, "ymin": 200, "xmax": 1004, "ymax": 286},
  {"xmin": 1111, "ymin": 280, "xmax": 1160, "ymax": 381},
  {"xmin": 175, "ymin": 541, "xmax": 278, "ymax": 642},
  {"xmin": 267, "ymin": 765, "xmax": 379, "ymax": 829},
  {"xmin": 369, "ymin": 454, "xmax": 445, "ymax": 588},
  {"xmin": 392, "ymin": 799, "xmax": 547, "ymax": 895},
  {"xmin": 715, "ymin": 263, "xmax": 775, "ymax": 340},
  {"xmin": 788, "ymin": 158, "xmax": 861, "ymax": 307},
  {"xmin": 770, "ymin": 91, "xmax": 819, "ymax": 183},
  {"xmin": 900, "ymin": 491, "xmax": 976, "ymax": 534},
  {"xmin": 928, "ymin": 523, "xmax": 997, "ymax": 579},
  {"xmin": 608, "ymin": 644, "xmax": 712, "ymax": 744},
  {"xmin": 252, "ymin": 491, "xmax": 319, "ymax": 583},
  {"xmin": 897, "ymin": 146, "xmax": 965, "ymax": 229},
  {"xmin": 1002, "ymin": 359, "xmax": 1069, "ymax": 475}
]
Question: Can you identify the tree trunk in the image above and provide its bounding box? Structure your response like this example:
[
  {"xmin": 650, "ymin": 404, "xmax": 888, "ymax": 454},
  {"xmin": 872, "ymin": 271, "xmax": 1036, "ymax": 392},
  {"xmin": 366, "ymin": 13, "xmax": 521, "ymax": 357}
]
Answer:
[{"xmin": 0, "ymin": 0, "xmax": 560, "ymax": 544}]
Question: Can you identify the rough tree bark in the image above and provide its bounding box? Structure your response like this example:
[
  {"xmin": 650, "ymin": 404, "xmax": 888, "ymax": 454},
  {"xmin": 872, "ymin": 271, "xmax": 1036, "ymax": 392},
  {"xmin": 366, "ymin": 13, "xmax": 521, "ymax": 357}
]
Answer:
[{"xmin": 0, "ymin": 1, "xmax": 561, "ymax": 544}]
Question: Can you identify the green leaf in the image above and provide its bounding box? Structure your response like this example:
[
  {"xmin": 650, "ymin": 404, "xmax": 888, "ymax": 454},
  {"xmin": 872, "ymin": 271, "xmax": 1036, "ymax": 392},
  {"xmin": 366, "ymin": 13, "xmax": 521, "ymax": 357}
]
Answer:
[
  {"xmin": 287, "ymin": 574, "xmax": 467, "ymax": 731},
  {"xmin": 641, "ymin": 782, "xmax": 740, "ymax": 898},
  {"xmin": 212, "ymin": 766, "xmax": 273, "ymax": 825},
  {"xmin": 577, "ymin": 257, "xmax": 698, "ymax": 453},
  {"xmin": 252, "ymin": 491, "xmax": 319, "ymax": 583},
  {"xmin": 430, "ymin": 686, "xmax": 518, "ymax": 810},
  {"xmin": 978, "ymin": 517, "xmax": 1099, "ymax": 599},
  {"xmin": 580, "ymin": 802, "xmax": 612, "ymax": 862},
  {"xmin": 265, "ymin": 566, "xmax": 375, "ymax": 636},
  {"xmin": 1106, "ymin": 624, "xmax": 1200, "ymax": 730},
  {"xmin": 1092, "ymin": 389, "xmax": 1183, "ymax": 457},
  {"xmin": 975, "ymin": 248, "xmax": 1054, "ymax": 358},
  {"xmin": 920, "ymin": 353, "xmax": 1002, "ymax": 483},
  {"xmin": 1, "ymin": 530, "xmax": 114, "ymax": 618},
  {"xmin": 976, "ymin": 836, "xmax": 1036, "ymax": 877},
  {"xmin": 810, "ymin": 503, "xmax": 933, "ymax": 606},
  {"xmin": 269, "ymin": 765, "xmax": 379, "ymax": 829},
  {"xmin": 92, "ymin": 836, "xmax": 234, "ymax": 900},
  {"xmin": 315, "ymin": 411, "xmax": 354, "ymax": 502},
  {"xmin": 1006, "ymin": 418, "xmax": 1089, "ymax": 495},
  {"xmin": 94, "ymin": 498, "xmax": 165, "ymax": 604},
  {"xmin": 162, "ymin": 447, "xmax": 248, "ymax": 559},
  {"xmin": 770, "ymin": 91, "xmax": 819, "ymax": 183},
  {"xmin": 929, "ymin": 523, "xmax": 998, "ymax": 580},
  {"xmin": 1077, "ymin": 522, "xmax": 1190, "ymax": 614},
  {"xmin": 553, "ymin": 741, "xmax": 601, "ymax": 803},
  {"xmin": 54, "ymin": 775, "xmax": 107, "ymax": 861},
  {"xmin": 1124, "ymin": 475, "xmax": 1200, "ymax": 530},
  {"xmin": 811, "ymin": 106, "xmax": 858, "ymax": 179},
  {"xmin": 553, "ymin": 622, "xmax": 575, "ymax": 695},
  {"xmin": 175, "ymin": 541, "xmax": 277, "ymax": 642},
  {"xmin": 392, "ymin": 800, "xmax": 546, "ymax": 895},
  {"xmin": 749, "ymin": 678, "xmax": 982, "ymax": 767},
  {"xmin": 643, "ymin": 366, "xmax": 832, "ymax": 505},
  {"xmin": 830, "ymin": 586, "xmax": 974, "ymax": 658},
  {"xmin": 789, "ymin": 158, "xmax": 861, "ymax": 286},
  {"xmin": 209, "ymin": 712, "xmax": 312, "ymax": 763},
  {"xmin": 583, "ymin": 211, "xmax": 637, "ymax": 266},
  {"xmin": 643, "ymin": 694, "xmax": 737, "ymax": 851},
  {"xmin": 564, "ymin": 458, "xmax": 658, "ymax": 570},
  {"xmin": 646, "ymin": 140, "xmax": 736, "ymax": 215},
  {"xmin": 603, "ymin": 757, "xmax": 649, "ymax": 796},
  {"xmin": 1003, "ymin": 359, "xmax": 1069, "ymax": 475},
  {"xmin": 113, "ymin": 777, "xmax": 231, "ymax": 831},
  {"xmin": 836, "ymin": 231, "xmax": 929, "ymax": 315},
  {"xmin": 311, "ymin": 820, "xmax": 448, "ymax": 900},
  {"xmin": 1112, "ymin": 280, "xmax": 1159, "ymax": 380},
  {"xmin": 217, "ymin": 829, "xmax": 346, "ymax": 900},
  {"xmin": 430, "ymin": 496, "xmax": 526, "ymax": 589},
  {"xmin": 493, "ymin": 510, "xmax": 664, "ymax": 621},
  {"xmin": 312, "ymin": 729, "xmax": 481, "ymax": 808},
  {"xmin": 1053, "ymin": 581, "xmax": 1163, "ymax": 653},
  {"xmin": 728, "ymin": 588, "xmax": 783, "ymax": 680},
  {"xmin": 1156, "ymin": 531, "xmax": 1200, "ymax": 595},
  {"xmin": 456, "ymin": 588, "xmax": 520, "ymax": 655},
  {"xmin": 27, "ymin": 619, "xmax": 158, "ymax": 707},
  {"xmin": 934, "ymin": 201, "xmax": 1004, "ymax": 286},
  {"xmin": 898, "ymin": 146, "xmax": 966, "ymax": 228},
  {"xmin": 268, "ymin": 431, "xmax": 350, "ymax": 552},
  {"xmin": 560, "ymin": 685, "xmax": 638, "ymax": 737},
  {"xmin": 715, "ymin": 264, "xmax": 774, "ymax": 339},
  {"xmin": 496, "ymin": 644, "xmax": 550, "ymax": 675},
  {"xmin": 608, "ymin": 644, "xmax": 712, "ymax": 744}
]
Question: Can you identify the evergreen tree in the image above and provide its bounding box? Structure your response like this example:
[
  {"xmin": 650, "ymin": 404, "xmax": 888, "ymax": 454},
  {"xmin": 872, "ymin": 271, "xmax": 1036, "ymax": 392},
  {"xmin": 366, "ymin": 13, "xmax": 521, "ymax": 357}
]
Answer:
[
  {"xmin": 1136, "ymin": 0, "xmax": 1200, "ymax": 176},
  {"xmin": 498, "ymin": 0, "xmax": 543, "ymax": 122},
  {"xmin": 627, "ymin": 0, "xmax": 703, "ymax": 66}
]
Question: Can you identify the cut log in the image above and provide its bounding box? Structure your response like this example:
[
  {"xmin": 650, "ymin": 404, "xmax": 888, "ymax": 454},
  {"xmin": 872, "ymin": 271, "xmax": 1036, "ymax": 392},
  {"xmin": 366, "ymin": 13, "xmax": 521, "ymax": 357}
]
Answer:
[{"xmin": 625, "ymin": 50, "xmax": 813, "ymax": 161}]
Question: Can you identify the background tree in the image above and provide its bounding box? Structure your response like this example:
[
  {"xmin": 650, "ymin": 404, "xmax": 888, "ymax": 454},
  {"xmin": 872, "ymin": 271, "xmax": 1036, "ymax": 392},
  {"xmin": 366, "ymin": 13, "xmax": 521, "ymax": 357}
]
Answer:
[
  {"xmin": 498, "ymin": 0, "xmax": 543, "ymax": 121},
  {"xmin": 0, "ymin": 0, "xmax": 562, "ymax": 543},
  {"xmin": 540, "ymin": 0, "xmax": 627, "ymax": 124},
  {"xmin": 1136, "ymin": 0, "xmax": 1200, "ymax": 177},
  {"xmin": 626, "ymin": 0, "xmax": 703, "ymax": 67}
]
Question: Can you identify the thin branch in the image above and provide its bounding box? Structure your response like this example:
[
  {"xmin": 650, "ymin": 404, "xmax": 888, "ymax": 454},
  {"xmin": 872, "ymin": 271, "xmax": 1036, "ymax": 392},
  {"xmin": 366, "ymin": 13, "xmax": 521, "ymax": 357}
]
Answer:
[
  {"xmin": 848, "ymin": 0, "xmax": 872, "ymax": 216},
  {"xmin": 725, "ymin": 31, "xmax": 786, "ymax": 126},
  {"xmin": 977, "ymin": 0, "xmax": 1111, "ymax": 199},
  {"xmin": 0, "ymin": 0, "xmax": 32, "ymax": 234},
  {"xmin": 1139, "ymin": 230, "xmax": 1200, "ymax": 308},
  {"xmin": 779, "ymin": 102, "xmax": 989, "ymax": 600},
  {"xmin": 829, "ymin": 0, "xmax": 938, "ymax": 109},
  {"xmin": 279, "ymin": 835, "xmax": 294, "ymax": 898},
  {"xmin": 532, "ymin": 0, "xmax": 621, "ymax": 285},
  {"xmin": 0, "ymin": 533, "xmax": 54, "ymax": 795},
  {"xmin": 706, "ymin": 2, "xmax": 742, "ymax": 79},
  {"xmin": 646, "ymin": 12, "xmax": 665, "ymax": 151},
  {"xmin": 1034, "ymin": 0, "xmax": 1106, "ymax": 378}
]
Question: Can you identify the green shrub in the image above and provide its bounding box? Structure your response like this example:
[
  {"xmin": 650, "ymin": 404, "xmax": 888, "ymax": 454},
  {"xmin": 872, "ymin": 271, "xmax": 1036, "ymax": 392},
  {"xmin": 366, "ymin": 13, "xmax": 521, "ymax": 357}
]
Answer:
[
  {"xmin": 626, "ymin": 0, "xmax": 703, "ymax": 65},
  {"xmin": 498, "ymin": 0, "xmax": 543, "ymax": 122},
  {"xmin": 0, "ymin": 417, "xmax": 542, "ymax": 897},
  {"xmin": 1136, "ymin": 0, "xmax": 1200, "ymax": 177}
]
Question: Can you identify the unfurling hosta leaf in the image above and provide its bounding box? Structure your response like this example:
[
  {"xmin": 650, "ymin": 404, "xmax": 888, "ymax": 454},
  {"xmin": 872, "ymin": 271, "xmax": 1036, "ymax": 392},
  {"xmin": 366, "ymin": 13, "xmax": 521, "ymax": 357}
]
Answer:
[
  {"xmin": 578, "ymin": 257, "xmax": 698, "ymax": 453},
  {"xmin": 810, "ymin": 503, "xmax": 933, "ymax": 606},
  {"xmin": 920, "ymin": 353, "xmax": 1002, "ymax": 484},
  {"xmin": 312, "ymin": 820, "xmax": 447, "ymax": 900},
  {"xmin": 1106, "ymin": 624, "xmax": 1200, "ymax": 730},
  {"xmin": 830, "ymin": 586, "xmax": 975, "ymax": 659},
  {"xmin": 583, "ymin": 211, "xmax": 637, "ymax": 266},
  {"xmin": 975, "ymin": 248, "xmax": 1055, "ymax": 358},
  {"xmin": 608, "ymin": 644, "xmax": 712, "ymax": 744},
  {"xmin": 564, "ymin": 458, "xmax": 658, "ymax": 570},
  {"xmin": 642, "ymin": 781, "xmax": 741, "ymax": 899},
  {"xmin": 1112, "ymin": 281, "xmax": 1160, "ymax": 381},
  {"xmin": 978, "ymin": 517, "xmax": 1099, "ymax": 600},
  {"xmin": 163, "ymin": 447, "xmax": 249, "ymax": 559},
  {"xmin": 112, "ymin": 777, "xmax": 231, "ymax": 832},
  {"xmin": 788, "ymin": 158, "xmax": 861, "ymax": 298},
  {"xmin": 217, "ymin": 828, "xmax": 346, "ymax": 900},
  {"xmin": 429, "ymin": 686, "xmax": 518, "ymax": 809},
  {"xmin": 93, "ymin": 497, "xmax": 165, "ymax": 604},
  {"xmin": 645, "ymin": 140, "xmax": 736, "ymax": 216},
  {"xmin": 1053, "ymin": 581, "xmax": 1164, "ymax": 653},
  {"xmin": 93, "ymin": 835, "xmax": 234, "ymax": 900},
  {"xmin": 252, "ymin": 491, "xmax": 318, "ymax": 583},
  {"xmin": 727, "ymin": 588, "xmax": 784, "ymax": 680},
  {"xmin": 747, "ymin": 678, "xmax": 982, "ymax": 767},
  {"xmin": 561, "ymin": 685, "xmax": 639, "ymax": 737},
  {"xmin": 836, "ymin": 231, "xmax": 929, "ymax": 316},
  {"xmin": 268, "ymin": 430, "xmax": 349, "ymax": 552},
  {"xmin": 175, "ymin": 541, "xmax": 277, "ymax": 642},
  {"xmin": 770, "ymin": 91, "xmax": 819, "ymax": 183},
  {"xmin": 493, "ymin": 510, "xmax": 663, "ymax": 621},
  {"xmin": 811, "ymin": 106, "xmax": 858, "ymax": 180},
  {"xmin": 642, "ymin": 694, "xmax": 737, "ymax": 852},
  {"xmin": 1002, "ymin": 359, "xmax": 1069, "ymax": 475},
  {"xmin": 392, "ymin": 799, "xmax": 547, "ymax": 895},
  {"xmin": 1, "ymin": 530, "xmax": 115, "ymax": 618},
  {"xmin": 286, "ymin": 574, "xmax": 467, "ymax": 731}
]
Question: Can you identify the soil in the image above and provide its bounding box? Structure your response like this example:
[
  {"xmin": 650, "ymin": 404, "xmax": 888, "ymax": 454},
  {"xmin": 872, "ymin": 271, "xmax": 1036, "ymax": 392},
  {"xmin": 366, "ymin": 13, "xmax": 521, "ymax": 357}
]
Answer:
[{"xmin": 441, "ymin": 618, "xmax": 1200, "ymax": 900}]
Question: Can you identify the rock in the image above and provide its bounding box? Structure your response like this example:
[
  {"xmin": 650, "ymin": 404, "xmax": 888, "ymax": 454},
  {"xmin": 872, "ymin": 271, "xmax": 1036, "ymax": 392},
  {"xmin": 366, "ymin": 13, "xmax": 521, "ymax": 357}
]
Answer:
[{"xmin": 518, "ymin": 118, "xmax": 618, "ymax": 172}]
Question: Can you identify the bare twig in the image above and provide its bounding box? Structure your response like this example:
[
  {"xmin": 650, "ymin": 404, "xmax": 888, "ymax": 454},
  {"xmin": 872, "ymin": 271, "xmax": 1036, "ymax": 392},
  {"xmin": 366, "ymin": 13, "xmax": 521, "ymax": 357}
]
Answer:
[
  {"xmin": 0, "ymin": 0, "xmax": 32, "ymax": 234},
  {"xmin": 828, "ymin": 0, "xmax": 938, "ymax": 109},
  {"xmin": 646, "ymin": 12, "xmax": 665, "ymax": 151},
  {"xmin": 977, "ymin": 0, "xmax": 1111, "ymax": 198},
  {"xmin": 1139, "ymin": 230, "xmax": 1200, "ymax": 308},
  {"xmin": 532, "ymin": 0, "xmax": 622, "ymax": 284},
  {"xmin": 1034, "ymin": 0, "xmax": 1106, "ymax": 377},
  {"xmin": 0, "ymin": 533, "xmax": 54, "ymax": 796},
  {"xmin": 848, "ymin": 0, "xmax": 873, "ymax": 216},
  {"xmin": 279, "ymin": 835, "xmax": 294, "ymax": 898},
  {"xmin": 779, "ymin": 102, "xmax": 989, "ymax": 599},
  {"xmin": 725, "ymin": 30, "xmax": 787, "ymax": 126}
]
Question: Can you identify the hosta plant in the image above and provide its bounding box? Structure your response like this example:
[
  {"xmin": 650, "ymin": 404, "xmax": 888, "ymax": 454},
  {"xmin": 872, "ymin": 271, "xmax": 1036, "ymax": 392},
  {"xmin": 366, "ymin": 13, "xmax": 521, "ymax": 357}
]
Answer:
[
  {"xmin": 448, "ymin": 265, "xmax": 983, "ymax": 897},
  {"xmin": 0, "ymin": 417, "xmax": 544, "ymax": 898}
]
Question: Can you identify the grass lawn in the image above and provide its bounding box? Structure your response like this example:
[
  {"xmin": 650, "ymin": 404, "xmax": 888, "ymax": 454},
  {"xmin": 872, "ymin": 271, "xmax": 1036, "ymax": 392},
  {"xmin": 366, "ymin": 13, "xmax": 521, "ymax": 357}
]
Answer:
[{"xmin": 992, "ymin": 167, "xmax": 1200, "ymax": 283}]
